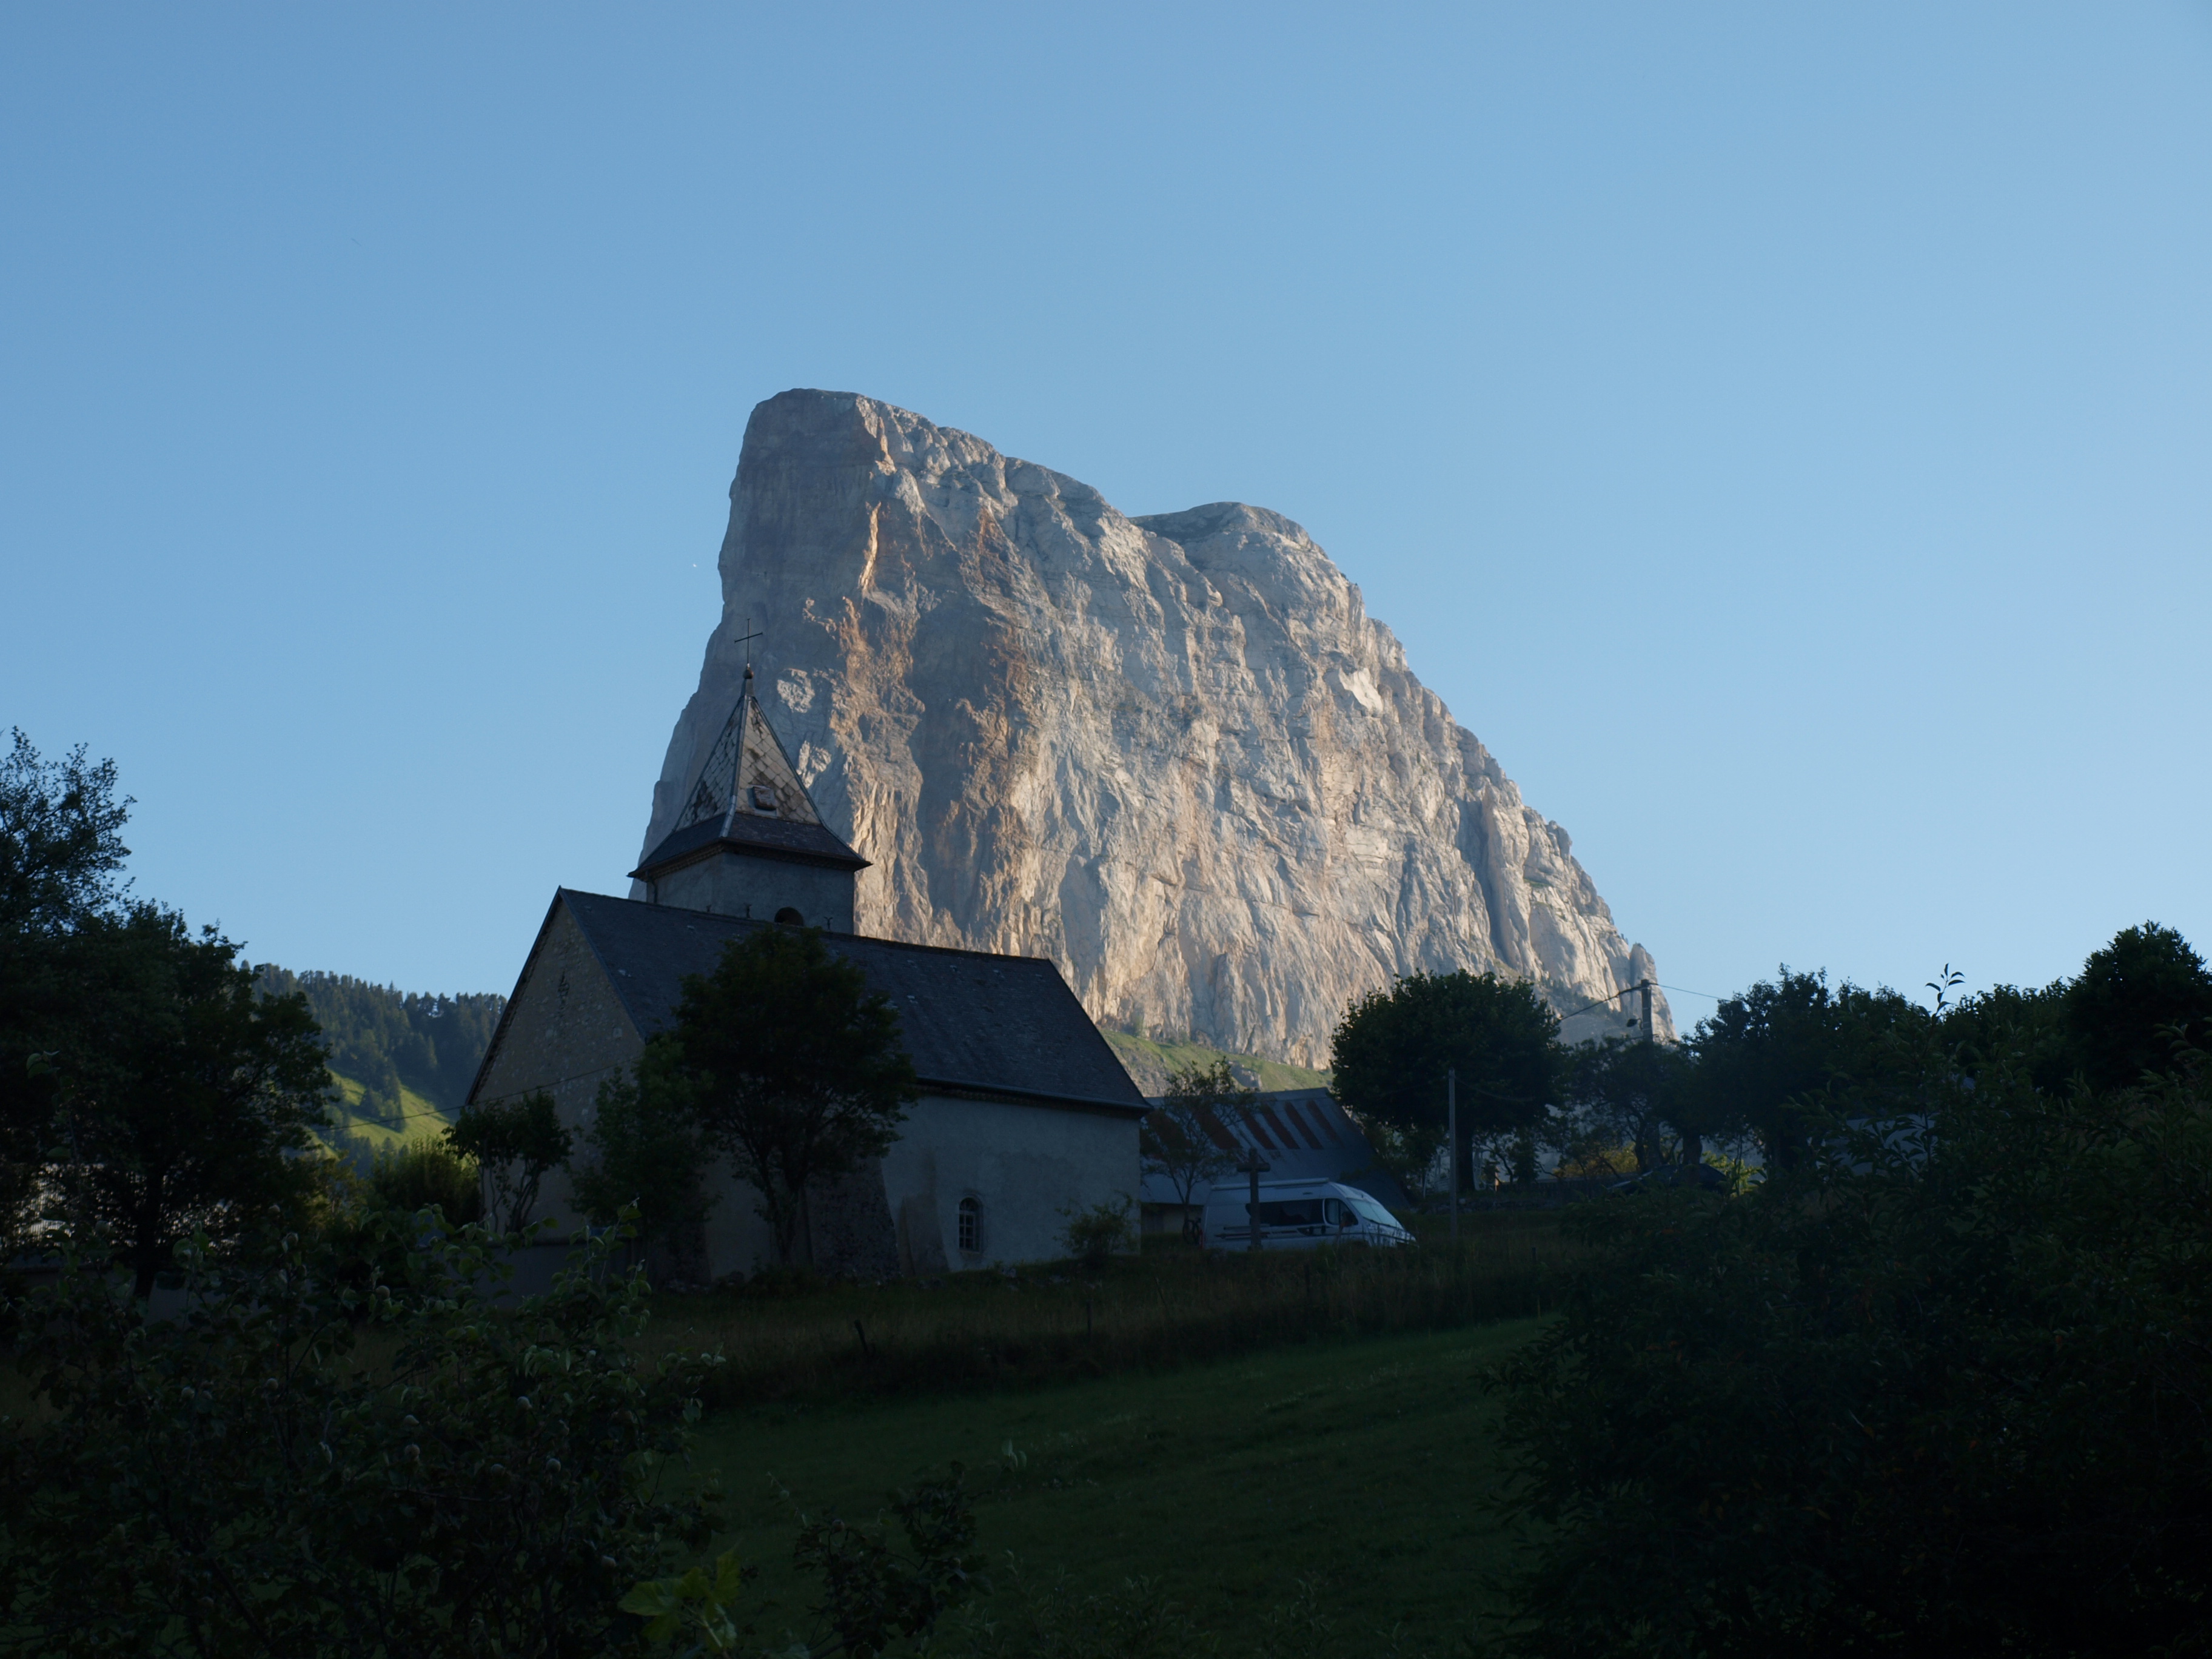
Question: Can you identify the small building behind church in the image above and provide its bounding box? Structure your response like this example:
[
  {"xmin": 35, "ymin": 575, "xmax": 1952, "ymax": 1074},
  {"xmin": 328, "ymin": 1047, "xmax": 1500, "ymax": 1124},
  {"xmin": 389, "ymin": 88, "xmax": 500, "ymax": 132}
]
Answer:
[
  {"xmin": 1137, "ymin": 1087, "xmax": 1410, "ymax": 1238},
  {"xmin": 468, "ymin": 666, "xmax": 1148, "ymax": 1280}
]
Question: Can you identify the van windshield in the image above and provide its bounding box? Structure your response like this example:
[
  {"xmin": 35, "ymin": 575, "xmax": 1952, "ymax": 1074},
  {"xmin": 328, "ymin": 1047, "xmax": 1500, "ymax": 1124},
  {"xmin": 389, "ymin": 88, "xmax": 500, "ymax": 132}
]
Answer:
[{"xmin": 1348, "ymin": 1198, "xmax": 1399, "ymax": 1227}]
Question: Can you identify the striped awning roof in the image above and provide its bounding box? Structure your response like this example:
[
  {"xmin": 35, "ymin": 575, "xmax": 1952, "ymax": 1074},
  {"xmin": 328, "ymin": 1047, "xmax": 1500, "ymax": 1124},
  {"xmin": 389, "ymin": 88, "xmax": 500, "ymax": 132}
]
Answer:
[{"xmin": 1139, "ymin": 1087, "xmax": 1409, "ymax": 1209}]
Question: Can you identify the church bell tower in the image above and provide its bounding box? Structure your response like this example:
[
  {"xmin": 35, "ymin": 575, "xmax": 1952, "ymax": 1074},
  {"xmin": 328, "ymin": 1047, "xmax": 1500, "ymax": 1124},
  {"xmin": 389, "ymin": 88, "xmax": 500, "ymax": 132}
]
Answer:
[{"xmin": 629, "ymin": 666, "xmax": 868, "ymax": 929}]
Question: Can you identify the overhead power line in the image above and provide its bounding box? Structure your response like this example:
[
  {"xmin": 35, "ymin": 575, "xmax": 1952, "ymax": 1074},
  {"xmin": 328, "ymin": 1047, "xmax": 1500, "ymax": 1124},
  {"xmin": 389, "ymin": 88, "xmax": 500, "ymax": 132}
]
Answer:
[
  {"xmin": 1558, "ymin": 979, "xmax": 1729, "ymax": 1021},
  {"xmin": 1557, "ymin": 984, "xmax": 1649, "ymax": 1022},
  {"xmin": 1555, "ymin": 980, "xmax": 1658, "ymax": 1043}
]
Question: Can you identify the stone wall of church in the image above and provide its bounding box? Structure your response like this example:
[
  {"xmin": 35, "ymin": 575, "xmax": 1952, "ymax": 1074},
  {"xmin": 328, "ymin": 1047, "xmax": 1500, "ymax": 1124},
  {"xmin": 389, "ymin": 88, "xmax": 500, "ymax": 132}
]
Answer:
[
  {"xmin": 695, "ymin": 1161, "xmax": 899, "ymax": 1281},
  {"xmin": 878, "ymin": 1094, "xmax": 1141, "ymax": 1273},
  {"xmin": 648, "ymin": 854, "xmax": 856, "ymax": 931},
  {"xmin": 694, "ymin": 1093, "xmax": 1139, "ymax": 1278},
  {"xmin": 470, "ymin": 904, "xmax": 660, "ymax": 1253}
]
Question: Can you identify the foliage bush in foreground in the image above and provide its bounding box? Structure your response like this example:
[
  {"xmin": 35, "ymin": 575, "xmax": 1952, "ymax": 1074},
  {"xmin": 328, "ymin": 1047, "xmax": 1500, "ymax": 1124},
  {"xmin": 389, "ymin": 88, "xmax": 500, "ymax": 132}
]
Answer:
[
  {"xmin": 1486, "ymin": 1041, "xmax": 2212, "ymax": 1657},
  {"xmin": 1056, "ymin": 1194, "xmax": 1137, "ymax": 1267},
  {"xmin": 1, "ymin": 1213, "xmax": 719, "ymax": 1657},
  {"xmin": 625, "ymin": 1467, "xmax": 983, "ymax": 1658},
  {"xmin": 448, "ymin": 1089, "xmax": 574, "ymax": 1235},
  {"xmin": 367, "ymin": 1134, "xmax": 484, "ymax": 1223}
]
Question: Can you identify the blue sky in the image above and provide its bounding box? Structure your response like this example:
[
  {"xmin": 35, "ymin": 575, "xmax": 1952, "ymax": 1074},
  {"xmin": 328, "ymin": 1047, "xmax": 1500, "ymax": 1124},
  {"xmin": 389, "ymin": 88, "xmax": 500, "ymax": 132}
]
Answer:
[{"xmin": 4, "ymin": 4, "xmax": 2209, "ymax": 1026}]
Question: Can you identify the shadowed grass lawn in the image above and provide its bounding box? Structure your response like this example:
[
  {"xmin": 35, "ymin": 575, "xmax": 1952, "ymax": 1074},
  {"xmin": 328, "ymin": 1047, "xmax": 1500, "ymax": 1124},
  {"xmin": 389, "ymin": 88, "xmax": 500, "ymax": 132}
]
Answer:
[
  {"xmin": 648, "ymin": 1213, "xmax": 1570, "ymax": 1408},
  {"xmin": 691, "ymin": 1317, "xmax": 1544, "ymax": 1655}
]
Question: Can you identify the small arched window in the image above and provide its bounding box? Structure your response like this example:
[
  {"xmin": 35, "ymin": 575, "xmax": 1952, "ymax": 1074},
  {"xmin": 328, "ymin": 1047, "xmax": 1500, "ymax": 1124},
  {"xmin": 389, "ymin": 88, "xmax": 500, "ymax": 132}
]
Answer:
[
  {"xmin": 774, "ymin": 907, "xmax": 804, "ymax": 925},
  {"xmin": 957, "ymin": 1195, "xmax": 980, "ymax": 1254}
]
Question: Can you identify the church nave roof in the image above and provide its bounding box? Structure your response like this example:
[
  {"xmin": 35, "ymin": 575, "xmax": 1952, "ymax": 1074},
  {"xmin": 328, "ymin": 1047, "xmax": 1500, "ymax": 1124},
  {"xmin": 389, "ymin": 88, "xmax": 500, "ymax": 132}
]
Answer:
[{"xmin": 551, "ymin": 888, "xmax": 1147, "ymax": 1116}]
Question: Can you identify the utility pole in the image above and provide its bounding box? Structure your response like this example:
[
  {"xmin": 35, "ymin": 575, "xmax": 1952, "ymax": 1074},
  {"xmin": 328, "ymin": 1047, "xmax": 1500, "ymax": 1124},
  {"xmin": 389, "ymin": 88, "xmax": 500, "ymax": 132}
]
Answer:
[
  {"xmin": 1236, "ymin": 1147, "xmax": 1270, "ymax": 1253},
  {"xmin": 1640, "ymin": 979, "xmax": 1655, "ymax": 1045},
  {"xmin": 1447, "ymin": 1068, "xmax": 1458, "ymax": 1243}
]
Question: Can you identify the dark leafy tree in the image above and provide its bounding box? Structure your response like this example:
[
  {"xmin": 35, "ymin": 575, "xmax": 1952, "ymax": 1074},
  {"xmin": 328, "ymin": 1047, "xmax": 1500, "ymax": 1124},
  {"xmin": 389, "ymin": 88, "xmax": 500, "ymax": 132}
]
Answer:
[
  {"xmin": 2063, "ymin": 920, "xmax": 2212, "ymax": 1090},
  {"xmin": 45, "ymin": 905, "xmax": 333, "ymax": 1296},
  {"xmin": 446, "ymin": 1091, "xmax": 572, "ymax": 1235},
  {"xmin": 1486, "ymin": 1030, "xmax": 2212, "ymax": 1658},
  {"xmin": 668, "ymin": 925, "xmax": 917, "ymax": 1265},
  {"xmin": 1934, "ymin": 923, "xmax": 2212, "ymax": 1102},
  {"xmin": 1686, "ymin": 969, "xmax": 1935, "ymax": 1170},
  {"xmin": 1330, "ymin": 971, "xmax": 1561, "ymax": 1193},
  {"xmin": 1937, "ymin": 977, "xmax": 2074, "ymax": 1093},
  {"xmin": 1141, "ymin": 1059, "xmax": 1245, "ymax": 1239},
  {"xmin": 1558, "ymin": 1039, "xmax": 1703, "ymax": 1173},
  {"xmin": 0, "ymin": 731, "xmax": 134, "ymax": 1254},
  {"xmin": 0, "ymin": 728, "xmax": 131, "ymax": 931},
  {"xmin": 1, "ymin": 1214, "xmax": 719, "ymax": 1655},
  {"xmin": 569, "ymin": 1044, "xmax": 717, "ymax": 1279}
]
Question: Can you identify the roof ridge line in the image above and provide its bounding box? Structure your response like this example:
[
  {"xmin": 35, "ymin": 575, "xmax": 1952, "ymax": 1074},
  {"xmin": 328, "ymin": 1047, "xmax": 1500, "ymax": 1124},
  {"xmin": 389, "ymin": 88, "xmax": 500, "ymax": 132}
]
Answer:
[{"xmin": 559, "ymin": 887, "xmax": 1067, "ymax": 969}]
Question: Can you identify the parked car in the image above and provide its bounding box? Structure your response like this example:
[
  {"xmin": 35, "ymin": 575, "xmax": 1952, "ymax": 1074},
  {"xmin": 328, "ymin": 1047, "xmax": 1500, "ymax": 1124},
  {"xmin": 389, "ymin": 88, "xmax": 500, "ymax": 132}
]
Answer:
[{"xmin": 1201, "ymin": 1179, "xmax": 1415, "ymax": 1251}]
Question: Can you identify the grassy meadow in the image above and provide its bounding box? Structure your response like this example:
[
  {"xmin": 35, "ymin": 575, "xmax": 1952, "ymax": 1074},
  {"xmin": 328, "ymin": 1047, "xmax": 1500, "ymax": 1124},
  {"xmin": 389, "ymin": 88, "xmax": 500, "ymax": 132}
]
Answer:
[
  {"xmin": 646, "ymin": 1212, "xmax": 1572, "ymax": 1407},
  {"xmin": 691, "ymin": 1317, "xmax": 1543, "ymax": 1656},
  {"xmin": 638, "ymin": 1220, "xmax": 1573, "ymax": 1652}
]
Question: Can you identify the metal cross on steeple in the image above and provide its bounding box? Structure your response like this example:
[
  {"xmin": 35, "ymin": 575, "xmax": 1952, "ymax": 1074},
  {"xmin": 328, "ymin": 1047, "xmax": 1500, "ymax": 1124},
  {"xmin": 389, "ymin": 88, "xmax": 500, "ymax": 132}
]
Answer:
[{"xmin": 732, "ymin": 615, "xmax": 764, "ymax": 676}]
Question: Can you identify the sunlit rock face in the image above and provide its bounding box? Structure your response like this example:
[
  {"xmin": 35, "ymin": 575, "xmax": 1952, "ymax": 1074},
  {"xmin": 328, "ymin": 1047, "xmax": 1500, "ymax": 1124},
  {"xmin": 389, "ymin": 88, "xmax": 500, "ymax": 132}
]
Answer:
[{"xmin": 635, "ymin": 390, "xmax": 1671, "ymax": 1066}]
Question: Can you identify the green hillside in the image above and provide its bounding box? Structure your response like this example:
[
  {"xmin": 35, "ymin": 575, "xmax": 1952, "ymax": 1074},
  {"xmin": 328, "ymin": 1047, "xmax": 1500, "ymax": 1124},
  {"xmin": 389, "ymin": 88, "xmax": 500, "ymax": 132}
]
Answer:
[
  {"xmin": 255, "ymin": 967, "xmax": 504, "ymax": 1158},
  {"xmin": 324, "ymin": 1073, "xmax": 452, "ymax": 1154},
  {"xmin": 1099, "ymin": 1028, "xmax": 1329, "ymax": 1095}
]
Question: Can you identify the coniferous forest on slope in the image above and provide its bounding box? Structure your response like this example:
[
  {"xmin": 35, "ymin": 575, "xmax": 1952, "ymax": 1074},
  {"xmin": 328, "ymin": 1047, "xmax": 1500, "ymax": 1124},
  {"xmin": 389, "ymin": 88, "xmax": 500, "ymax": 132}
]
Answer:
[{"xmin": 252, "ymin": 965, "xmax": 503, "ymax": 1138}]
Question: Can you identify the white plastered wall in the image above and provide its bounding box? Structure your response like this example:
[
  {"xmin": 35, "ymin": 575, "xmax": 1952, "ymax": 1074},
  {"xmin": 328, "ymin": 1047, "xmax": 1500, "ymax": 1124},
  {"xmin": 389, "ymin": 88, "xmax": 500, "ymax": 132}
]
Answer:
[
  {"xmin": 695, "ymin": 1092, "xmax": 1140, "ymax": 1277},
  {"xmin": 880, "ymin": 1094, "xmax": 1141, "ymax": 1272}
]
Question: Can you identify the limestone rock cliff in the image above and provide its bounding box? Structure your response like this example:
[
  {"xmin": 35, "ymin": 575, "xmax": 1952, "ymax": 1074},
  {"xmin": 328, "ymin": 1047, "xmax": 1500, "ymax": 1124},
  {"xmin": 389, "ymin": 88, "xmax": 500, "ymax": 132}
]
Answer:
[{"xmin": 635, "ymin": 390, "xmax": 1671, "ymax": 1065}]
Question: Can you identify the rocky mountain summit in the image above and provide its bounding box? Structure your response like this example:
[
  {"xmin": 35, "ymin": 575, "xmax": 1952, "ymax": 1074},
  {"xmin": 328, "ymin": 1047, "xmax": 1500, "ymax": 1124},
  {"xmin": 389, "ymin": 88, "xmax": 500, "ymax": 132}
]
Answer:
[{"xmin": 635, "ymin": 390, "xmax": 1671, "ymax": 1067}]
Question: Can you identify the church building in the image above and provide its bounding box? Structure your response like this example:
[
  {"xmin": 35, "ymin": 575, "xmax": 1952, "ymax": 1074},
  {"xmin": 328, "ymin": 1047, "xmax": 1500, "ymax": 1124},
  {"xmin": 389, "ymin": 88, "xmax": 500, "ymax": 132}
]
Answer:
[{"xmin": 467, "ymin": 665, "xmax": 1148, "ymax": 1279}]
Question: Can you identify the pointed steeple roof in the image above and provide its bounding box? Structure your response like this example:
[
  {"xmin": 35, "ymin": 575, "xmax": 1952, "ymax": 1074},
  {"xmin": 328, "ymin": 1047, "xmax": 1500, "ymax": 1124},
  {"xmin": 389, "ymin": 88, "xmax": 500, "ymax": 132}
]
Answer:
[{"xmin": 631, "ymin": 666, "xmax": 868, "ymax": 882}]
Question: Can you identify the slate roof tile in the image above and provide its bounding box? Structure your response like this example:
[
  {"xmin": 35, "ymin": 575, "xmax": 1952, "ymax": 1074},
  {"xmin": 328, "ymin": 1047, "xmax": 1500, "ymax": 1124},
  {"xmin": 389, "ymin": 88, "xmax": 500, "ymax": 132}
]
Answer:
[
  {"xmin": 632, "ymin": 813, "xmax": 867, "ymax": 877},
  {"xmin": 558, "ymin": 889, "xmax": 1145, "ymax": 1114}
]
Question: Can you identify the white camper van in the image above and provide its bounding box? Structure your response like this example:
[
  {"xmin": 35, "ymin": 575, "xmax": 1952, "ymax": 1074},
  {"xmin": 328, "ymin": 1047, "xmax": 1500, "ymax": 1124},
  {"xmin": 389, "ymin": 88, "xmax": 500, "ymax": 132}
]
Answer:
[{"xmin": 1201, "ymin": 1179, "xmax": 1413, "ymax": 1252}]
